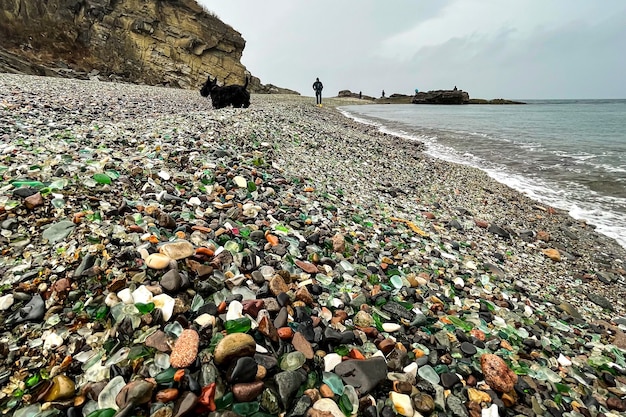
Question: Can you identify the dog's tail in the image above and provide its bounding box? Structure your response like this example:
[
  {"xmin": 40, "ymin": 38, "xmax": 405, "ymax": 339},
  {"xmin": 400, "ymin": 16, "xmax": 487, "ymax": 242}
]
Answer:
[{"xmin": 243, "ymin": 76, "xmax": 249, "ymax": 89}]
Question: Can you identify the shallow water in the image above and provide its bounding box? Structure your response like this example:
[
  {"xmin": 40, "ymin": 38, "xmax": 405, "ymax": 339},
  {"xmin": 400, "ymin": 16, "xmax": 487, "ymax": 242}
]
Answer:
[{"xmin": 340, "ymin": 100, "xmax": 626, "ymax": 248}]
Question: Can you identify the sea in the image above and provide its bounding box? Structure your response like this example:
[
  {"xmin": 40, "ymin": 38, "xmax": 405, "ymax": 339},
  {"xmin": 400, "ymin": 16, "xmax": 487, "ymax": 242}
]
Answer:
[{"xmin": 338, "ymin": 100, "xmax": 626, "ymax": 249}]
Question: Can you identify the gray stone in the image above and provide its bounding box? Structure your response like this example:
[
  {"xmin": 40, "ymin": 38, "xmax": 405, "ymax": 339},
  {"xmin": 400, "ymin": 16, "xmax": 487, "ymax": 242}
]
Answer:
[
  {"xmin": 587, "ymin": 293, "xmax": 614, "ymax": 311},
  {"xmin": 334, "ymin": 357, "xmax": 387, "ymax": 395},
  {"xmin": 274, "ymin": 370, "xmax": 306, "ymax": 408}
]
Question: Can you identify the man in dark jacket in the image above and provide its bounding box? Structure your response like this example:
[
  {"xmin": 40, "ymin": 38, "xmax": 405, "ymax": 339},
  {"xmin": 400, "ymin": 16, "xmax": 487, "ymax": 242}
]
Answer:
[{"xmin": 313, "ymin": 78, "xmax": 323, "ymax": 105}]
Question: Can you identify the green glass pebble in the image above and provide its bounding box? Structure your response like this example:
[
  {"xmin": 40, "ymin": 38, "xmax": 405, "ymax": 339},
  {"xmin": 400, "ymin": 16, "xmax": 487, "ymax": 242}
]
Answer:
[
  {"xmin": 155, "ymin": 367, "xmax": 176, "ymax": 384},
  {"xmin": 224, "ymin": 317, "xmax": 252, "ymax": 334},
  {"xmin": 92, "ymin": 173, "xmax": 112, "ymax": 184},
  {"xmin": 433, "ymin": 364, "xmax": 449, "ymax": 374},
  {"xmin": 339, "ymin": 393, "xmax": 353, "ymax": 416},
  {"xmin": 86, "ymin": 409, "xmax": 116, "ymax": 417},
  {"xmin": 334, "ymin": 345, "xmax": 349, "ymax": 357},
  {"xmin": 247, "ymin": 181, "xmax": 257, "ymax": 192},
  {"xmin": 215, "ymin": 392, "xmax": 234, "ymax": 410},
  {"xmin": 448, "ymin": 316, "xmax": 473, "ymax": 332},
  {"xmin": 25, "ymin": 373, "xmax": 40, "ymax": 388},
  {"xmin": 135, "ymin": 302, "xmax": 155, "ymax": 314},
  {"xmin": 127, "ymin": 345, "xmax": 152, "ymax": 361},
  {"xmin": 232, "ymin": 401, "xmax": 259, "ymax": 416},
  {"xmin": 209, "ymin": 333, "xmax": 224, "ymax": 353},
  {"xmin": 322, "ymin": 372, "xmax": 344, "ymax": 395},
  {"xmin": 94, "ymin": 305, "xmax": 109, "ymax": 320},
  {"xmin": 390, "ymin": 275, "xmax": 403, "ymax": 289},
  {"xmin": 11, "ymin": 180, "xmax": 45, "ymax": 188}
]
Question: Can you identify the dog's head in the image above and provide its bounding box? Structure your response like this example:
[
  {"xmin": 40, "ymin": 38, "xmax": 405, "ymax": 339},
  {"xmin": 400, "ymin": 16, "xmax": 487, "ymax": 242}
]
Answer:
[{"xmin": 200, "ymin": 76, "xmax": 218, "ymax": 97}]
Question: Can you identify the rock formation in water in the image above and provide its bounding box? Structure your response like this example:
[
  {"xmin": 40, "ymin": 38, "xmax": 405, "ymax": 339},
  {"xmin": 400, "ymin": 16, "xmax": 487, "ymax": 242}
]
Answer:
[{"xmin": 412, "ymin": 89, "xmax": 470, "ymax": 105}]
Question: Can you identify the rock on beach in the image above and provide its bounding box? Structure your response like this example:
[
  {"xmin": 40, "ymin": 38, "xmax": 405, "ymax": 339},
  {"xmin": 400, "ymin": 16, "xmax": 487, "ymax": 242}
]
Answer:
[{"xmin": 1, "ymin": 74, "xmax": 626, "ymax": 417}]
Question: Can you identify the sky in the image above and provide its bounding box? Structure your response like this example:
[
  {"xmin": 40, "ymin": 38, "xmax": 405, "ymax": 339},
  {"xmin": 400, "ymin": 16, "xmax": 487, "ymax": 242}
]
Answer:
[{"xmin": 199, "ymin": 0, "xmax": 626, "ymax": 99}]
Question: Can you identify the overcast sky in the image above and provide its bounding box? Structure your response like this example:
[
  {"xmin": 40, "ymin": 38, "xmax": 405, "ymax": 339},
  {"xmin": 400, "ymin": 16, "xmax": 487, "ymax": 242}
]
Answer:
[{"xmin": 199, "ymin": 1, "xmax": 626, "ymax": 99}]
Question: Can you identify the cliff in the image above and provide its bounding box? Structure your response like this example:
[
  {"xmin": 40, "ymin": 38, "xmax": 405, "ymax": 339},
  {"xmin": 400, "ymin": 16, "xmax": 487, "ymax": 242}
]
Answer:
[{"xmin": 0, "ymin": 0, "xmax": 292, "ymax": 92}]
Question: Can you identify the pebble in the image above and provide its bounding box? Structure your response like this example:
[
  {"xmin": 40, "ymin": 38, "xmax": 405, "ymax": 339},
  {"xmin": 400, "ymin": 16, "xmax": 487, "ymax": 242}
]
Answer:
[
  {"xmin": 170, "ymin": 329, "xmax": 199, "ymax": 368},
  {"xmin": 2, "ymin": 74, "xmax": 626, "ymax": 417}
]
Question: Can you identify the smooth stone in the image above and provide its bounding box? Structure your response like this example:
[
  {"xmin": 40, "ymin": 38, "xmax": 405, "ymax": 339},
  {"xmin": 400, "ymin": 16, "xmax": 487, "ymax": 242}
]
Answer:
[
  {"xmin": 482, "ymin": 404, "xmax": 499, "ymax": 417},
  {"xmin": 292, "ymin": 331, "xmax": 314, "ymax": 359},
  {"xmin": 274, "ymin": 370, "xmax": 306, "ymax": 408},
  {"xmin": 229, "ymin": 357, "xmax": 258, "ymax": 384},
  {"xmin": 98, "ymin": 376, "xmax": 126, "ymax": 410},
  {"xmin": 214, "ymin": 333, "xmax": 257, "ymax": 365},
  {"xmin": 232, "ymin": 381, "xmax": 265, "ymax": 402},
  {"xmin": 159, "ymin": 240, "xmax": 195, "ymax": 260},
  {"xmin": 9, "ymin": 294, "xmax": 45, "ymax": 324},
  {"xmin": 390, "ymin": 392, "xmax": 414, "ymax": 417},
  {"xmin": 146, "ymin": 253, "xmax": 173, "ymax": 270},
  {"xmin": 413, "ymin": 392, "xmax": 435, "ymax": 414},
  {"xmin": 460, "ymin": 341, "xmax": 477, "ymax": 356},
  {"xmin": 441, "ymin": 372, "xmax": 461, "ymax": 389},
  {"xmin": 42, "ymin": 220, "xmax": 75, "ymax": 243},
  {"xmin": 382, "ymin": 323, "xmax": 401, "ymax": 332},
  {"xmin": 160, "ymin": 269, "xmax": 182, "ymax": 293},
  {"xmin": 334, "ymin": 357, "xmax": 387, "ymax": 395},
  {"xmin": 172, "ymin": 391, "xmax": 198, "ymax": 417},
  {"xmin": 480, "ymin": 354, "xmax": 518, "ymax": 392},
  {"xmin": 170, "ymin": 329, "xmax": 199, "ymax": 369},
  {"xmin": 42, "ymin": 374, "xmax": 75, "ymax": 402},
  {"xmin": 116, "ymin": 380, "xmax": 155, "ymax": 408},
  {"xmin": 312, "ymin": 398, "xmax": 344, "ymax": 417},
  {"xmin": 0, "ymin": 294, "xmax": 14, "ymax": 310},
  {"xmin": 353, "ymin": 310, "xmax": 374, "ymax": 327}
]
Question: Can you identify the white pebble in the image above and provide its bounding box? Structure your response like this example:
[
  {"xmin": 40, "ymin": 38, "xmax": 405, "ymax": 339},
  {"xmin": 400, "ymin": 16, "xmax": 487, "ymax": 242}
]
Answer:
[
  {"xmin": 132, "ymin": 285, "xmax": 153, "ymax": 305},
  {"xmin": 117, "ymin": 288, "xmax": 134, "ymax": 304},
  {"xmin": 158, "ymin": 170, "xmax": 170, "ymax": 180},
  {"xmin": 453, "ymin": 277, "xmax": 465, "ymax": 288},
  {"xmin": 482, "ymin": 403, "xmax": 499, "ymax": 417},
  {"xmin": 557, "ymin": 353, "xmax": 572, "ymax": 367},
  {"xmin": 523, "ymin": 305, "xmax": 534, "ymax": 317},
  {"xmin": 403, "ymin": 362, "xmax": 418, "ymax": 379},
  {"xmin": 324, "ymin": 353, "xmax": 342, "ymax": 372},
  {"xmin": 43, "ymin": 332, "xmax": 64, "ymax": 350},
  {"xmin": 233, "ymin": 176, "xmax": 247, "ymax": 188},
  {"xmin": 312, "ymin": 398, "xmax": 344, "ymax": 417},
  {"xmin": 153, "ymin": 293, "xmax": 175, "ymax": 322},
  {"xmin": 226, "ymin": 300, "xmax": 244, "ymax": 321},
  {"xmin": 0, "ymin": 294, "xmax": 14, "ymax": 311},
  {"xmin": 195, "ymin": 314, "xmax": 216, "ymax": 328},
  {"xmin": 105, "ymin": 293, "xmax": 120, "ymax": 307},
  {"xmin": 382, "ymin": 323, "xmax": 401, "ymax": 332},
  {"xmin": 390, "ymin": 392, "xmax": 414, "ymax": 417}
]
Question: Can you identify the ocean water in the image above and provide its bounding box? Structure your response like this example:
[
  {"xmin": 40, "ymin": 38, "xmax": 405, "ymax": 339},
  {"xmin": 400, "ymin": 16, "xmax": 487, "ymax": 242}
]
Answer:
[{"xmin": 339, "ymin": 100, "xmax": 626, "ymax": 249}]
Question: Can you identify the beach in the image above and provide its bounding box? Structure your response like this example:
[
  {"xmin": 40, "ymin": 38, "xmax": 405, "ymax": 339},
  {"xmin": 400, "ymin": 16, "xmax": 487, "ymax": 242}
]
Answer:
[{"xmin": 1, "ymin": 73, "xmax": 626, "ymax": 416}]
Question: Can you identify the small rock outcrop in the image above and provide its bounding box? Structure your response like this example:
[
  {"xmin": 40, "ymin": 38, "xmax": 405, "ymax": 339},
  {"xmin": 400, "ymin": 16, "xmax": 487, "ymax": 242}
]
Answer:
[
  {"xmin": 0, "ymin": 0, "xmax": 294, "ymax": 93},
  {"xmin": 412, "ymin": 89, "xmax": 470, "ymax": 105}
]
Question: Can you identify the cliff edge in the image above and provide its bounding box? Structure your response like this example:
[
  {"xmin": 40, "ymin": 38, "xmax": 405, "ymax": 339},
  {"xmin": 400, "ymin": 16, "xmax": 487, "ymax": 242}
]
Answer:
[{"xmin": 0, "ymin": 0, "xmax": 296, "ymax": 93}]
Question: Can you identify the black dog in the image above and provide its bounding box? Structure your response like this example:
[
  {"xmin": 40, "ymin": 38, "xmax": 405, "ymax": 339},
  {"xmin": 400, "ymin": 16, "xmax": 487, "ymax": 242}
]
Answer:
[{"xmin": 200, "ymin": 75, "xmax": 250, "ymax": 109}]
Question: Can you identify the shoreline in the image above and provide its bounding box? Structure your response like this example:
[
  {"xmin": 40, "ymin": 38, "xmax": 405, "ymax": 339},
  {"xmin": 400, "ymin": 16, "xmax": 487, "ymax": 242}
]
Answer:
[{"xmin": 1, "ymin": 74, "xmax": 626, "ymax": 416}]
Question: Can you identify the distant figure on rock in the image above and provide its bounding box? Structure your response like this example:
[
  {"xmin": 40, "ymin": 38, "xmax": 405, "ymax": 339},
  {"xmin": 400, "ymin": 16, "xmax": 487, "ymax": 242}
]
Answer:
[
  {"xmin": 359, "ymin": 91, "xmax": 362, "ymax": 99},
  {"xmin": 453, "ymin": 86, "xmax": 458, "ymax": 91},
  {"xmin": 415, "ymin": 88, "xmax": 419, "ymax": 94},
  {"xmin": 313, "ymin": 77, "xmax": 323, "ymax": 105},
  {"xmin": 381, "ymin": 90, "xmax": 385, "ymax": 98}
]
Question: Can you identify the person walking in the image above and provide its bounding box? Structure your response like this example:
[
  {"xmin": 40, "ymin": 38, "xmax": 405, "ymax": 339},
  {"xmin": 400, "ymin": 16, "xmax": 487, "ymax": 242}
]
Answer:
[{"xmin": 313, "ymin": 77, "xmax": 323, "ymax": 105}]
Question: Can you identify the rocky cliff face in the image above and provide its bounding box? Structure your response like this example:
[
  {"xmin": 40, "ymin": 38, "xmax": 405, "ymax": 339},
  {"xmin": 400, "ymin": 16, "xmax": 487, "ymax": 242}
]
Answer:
[{"xmin": 0, "ymin": 0, "xmax": 291, "ymax": 92}]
